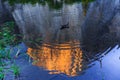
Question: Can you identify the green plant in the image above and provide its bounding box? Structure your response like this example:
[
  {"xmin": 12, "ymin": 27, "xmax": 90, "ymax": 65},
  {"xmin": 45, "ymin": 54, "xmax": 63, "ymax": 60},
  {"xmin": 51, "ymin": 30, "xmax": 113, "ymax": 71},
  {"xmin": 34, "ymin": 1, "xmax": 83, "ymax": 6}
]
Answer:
[
  {"xmin": 0, "ymin": 21, "xmax": 22, "ymax": 79},
  {"xmin": 0, "ymin": 67, "xmax": 4, "ymax": 80},
  {"xmin": 11, "ymin": 64, "xmax": 20, "ymax": 77},
  {"xmin": 0, "ymin": 73, "xmax": 4, "ymax": 80},
  {"xmin": 0, "ymin": 48, "xmax": 11, "ymax": 59},
  {"xmin": 0, "ymin": 67, "xmax": 4, "ymax": 72},
  {"xmin": 0, "ymin": 21, "xmax": 22, "ymax": 46}
]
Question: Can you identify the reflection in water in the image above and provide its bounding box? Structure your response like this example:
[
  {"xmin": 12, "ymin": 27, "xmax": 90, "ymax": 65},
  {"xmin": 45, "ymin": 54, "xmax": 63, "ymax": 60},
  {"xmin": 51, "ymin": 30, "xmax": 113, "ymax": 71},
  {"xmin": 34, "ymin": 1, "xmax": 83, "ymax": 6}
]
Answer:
[
  {"xmin": 82, "ymin": 0, "xmax": 90, "ymax": 16},
  {"xmin": 6, "ymin": 0, "xmax": 120, "ymax": 79},
  {"xmin": 27, "ymin": 41, "xmax": 83, "ymax": 76},
  {"xmin": 11, "ymin": 0, "xmax": 120, "ymax": 51},
  {"xmin": 12, "ymin": 2, "xmax": 86, "ymax": 46}
]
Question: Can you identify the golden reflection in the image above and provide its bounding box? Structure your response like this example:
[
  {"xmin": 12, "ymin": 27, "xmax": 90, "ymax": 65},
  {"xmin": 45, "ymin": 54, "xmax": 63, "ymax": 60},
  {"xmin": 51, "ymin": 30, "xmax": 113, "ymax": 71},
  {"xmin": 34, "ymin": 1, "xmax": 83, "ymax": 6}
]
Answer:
[{"xmin": 27, "ymin": 41, "xmax": 83, "ymax": 76}]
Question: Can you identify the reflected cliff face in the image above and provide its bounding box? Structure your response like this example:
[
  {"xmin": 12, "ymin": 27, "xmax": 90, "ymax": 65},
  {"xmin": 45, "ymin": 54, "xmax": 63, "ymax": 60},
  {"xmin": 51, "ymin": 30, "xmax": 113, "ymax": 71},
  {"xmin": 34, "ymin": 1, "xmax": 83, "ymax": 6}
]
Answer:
[
  {"xmin": 12, "ymin": 0, "xmax": 120, "ymax": 52},
  {"xmin": 27, "ymin": 41, "xmax": 83, "ymax": 76},
  {"xmin": 12, "ymin": 2, "xmax": 86, "ymax": 46}
]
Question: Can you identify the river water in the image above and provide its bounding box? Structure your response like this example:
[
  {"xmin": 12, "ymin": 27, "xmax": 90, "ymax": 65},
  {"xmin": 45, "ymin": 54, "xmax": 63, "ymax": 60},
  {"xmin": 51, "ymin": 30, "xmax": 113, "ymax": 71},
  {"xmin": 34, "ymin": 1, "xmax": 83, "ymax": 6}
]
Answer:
[{"xmin": 6, "ymin": 0, "xmax": 120, "ymax": 80}]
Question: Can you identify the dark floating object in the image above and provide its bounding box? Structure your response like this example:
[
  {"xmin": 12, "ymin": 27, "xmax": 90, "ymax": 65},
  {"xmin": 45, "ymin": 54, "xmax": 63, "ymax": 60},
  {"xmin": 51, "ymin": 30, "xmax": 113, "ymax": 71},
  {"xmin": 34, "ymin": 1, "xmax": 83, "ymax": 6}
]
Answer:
[{"xmin": 60, "ymin": 22, "xmax": 69, "ymax": 30}]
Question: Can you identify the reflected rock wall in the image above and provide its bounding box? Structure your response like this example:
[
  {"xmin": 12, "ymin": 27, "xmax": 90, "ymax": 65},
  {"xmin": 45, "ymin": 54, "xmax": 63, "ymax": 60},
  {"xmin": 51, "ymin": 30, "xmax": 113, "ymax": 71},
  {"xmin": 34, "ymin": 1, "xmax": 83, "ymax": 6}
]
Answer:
[
  {"xmin": 109, "ymin": 4, "xmax": 120, "ymax": 40},
  {"xmin": 81, "ymin": 0, "xmax": 120, "ymax": 52},
  {"xmin": 12, "ymin": 3, "xmax": 85, "ymax": 44},
  {"xmin": 5, "ymin": 0, "xmax": 120, "ymax": 52}
]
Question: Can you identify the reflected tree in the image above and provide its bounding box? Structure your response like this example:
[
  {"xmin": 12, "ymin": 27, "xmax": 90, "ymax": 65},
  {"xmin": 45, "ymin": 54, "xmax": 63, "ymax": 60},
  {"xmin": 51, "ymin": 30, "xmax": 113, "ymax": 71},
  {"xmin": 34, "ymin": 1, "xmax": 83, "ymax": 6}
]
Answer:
[{"xmin": 4, "ymin": 0, "xmax": 95, "ymax": 9}]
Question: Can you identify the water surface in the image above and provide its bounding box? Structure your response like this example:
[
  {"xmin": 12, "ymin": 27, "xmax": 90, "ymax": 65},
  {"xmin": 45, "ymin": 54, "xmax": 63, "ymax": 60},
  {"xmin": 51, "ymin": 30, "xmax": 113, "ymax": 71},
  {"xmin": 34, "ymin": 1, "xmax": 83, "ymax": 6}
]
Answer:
[{"xmin": 7, "ymin": 0, "xmax": 120, "ymax": 79}]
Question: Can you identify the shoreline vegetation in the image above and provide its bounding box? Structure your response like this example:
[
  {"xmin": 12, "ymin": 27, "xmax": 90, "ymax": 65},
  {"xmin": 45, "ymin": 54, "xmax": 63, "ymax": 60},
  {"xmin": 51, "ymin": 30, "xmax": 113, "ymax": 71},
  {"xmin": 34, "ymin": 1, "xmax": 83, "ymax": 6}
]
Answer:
[{"xmin": 0, "ymin": 21, "xmax": 22, "ymax": 80}]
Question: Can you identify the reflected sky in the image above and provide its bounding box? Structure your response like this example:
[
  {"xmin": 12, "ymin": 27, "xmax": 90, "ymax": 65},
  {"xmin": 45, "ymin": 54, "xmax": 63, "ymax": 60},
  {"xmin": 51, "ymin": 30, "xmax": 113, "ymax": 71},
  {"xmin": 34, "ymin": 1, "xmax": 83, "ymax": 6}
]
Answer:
[{"xmin": 74, "ymin": 45, "xmax": 120, "ymax": 80}]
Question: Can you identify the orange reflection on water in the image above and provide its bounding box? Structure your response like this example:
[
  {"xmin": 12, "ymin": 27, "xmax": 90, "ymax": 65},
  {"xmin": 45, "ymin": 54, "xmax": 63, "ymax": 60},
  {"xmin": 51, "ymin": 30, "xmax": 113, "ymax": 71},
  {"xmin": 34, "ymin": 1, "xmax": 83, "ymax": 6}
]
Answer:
[{"xmin": 27, "ymin": 41, "xmax": 83, "ymax": 76}]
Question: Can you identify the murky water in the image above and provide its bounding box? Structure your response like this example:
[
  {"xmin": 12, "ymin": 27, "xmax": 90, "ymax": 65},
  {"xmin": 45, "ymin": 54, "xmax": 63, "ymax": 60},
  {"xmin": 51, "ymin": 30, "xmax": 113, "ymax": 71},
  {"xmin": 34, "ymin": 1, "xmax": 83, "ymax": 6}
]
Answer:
[{"xmin": 7, "ymin": 0, "xmax": 120, "ymax": 79}]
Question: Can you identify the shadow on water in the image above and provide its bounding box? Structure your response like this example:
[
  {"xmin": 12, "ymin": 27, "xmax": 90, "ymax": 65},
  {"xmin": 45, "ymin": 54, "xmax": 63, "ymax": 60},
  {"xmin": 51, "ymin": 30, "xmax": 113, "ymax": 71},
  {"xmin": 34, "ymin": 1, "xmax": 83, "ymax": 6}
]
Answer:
[{"xmin": 5, "ymin": 0, "xmax": 120, "ymax": 79}]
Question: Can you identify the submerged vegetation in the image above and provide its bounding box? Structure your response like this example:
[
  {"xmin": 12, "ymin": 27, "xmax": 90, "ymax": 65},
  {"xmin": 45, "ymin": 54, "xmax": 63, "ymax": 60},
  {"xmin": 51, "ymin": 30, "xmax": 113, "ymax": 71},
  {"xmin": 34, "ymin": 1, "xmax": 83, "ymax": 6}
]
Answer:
[
  {"xmin": 4, "ymin": 0, "xmax": 95, "ymax": 9},
  {"xmin": 0, "ymin": 21, "xmax": 21, "ymax": 80}
]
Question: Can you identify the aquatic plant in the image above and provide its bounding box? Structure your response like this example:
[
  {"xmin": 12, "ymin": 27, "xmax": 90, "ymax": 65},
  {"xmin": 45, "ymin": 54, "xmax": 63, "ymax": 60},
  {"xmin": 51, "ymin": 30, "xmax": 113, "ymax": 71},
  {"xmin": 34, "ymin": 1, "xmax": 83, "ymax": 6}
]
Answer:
[
  {"xmin": 11, "ymin": 64, "xmax": 20, "ymax": 78},
  {"xmin": 0, "ymin": 67, "xmax": 4, "ymax": 80},
  {"xmin": 0, "ymin": 21, "xmax": 21, "ymax": 59},
  {"xmin": 0, "ymin": 21, "xmax": 22, "ymax": 79},
  {"xmin": 0, "ymin": 73, "xmax": 4, "ymax": 80}
]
